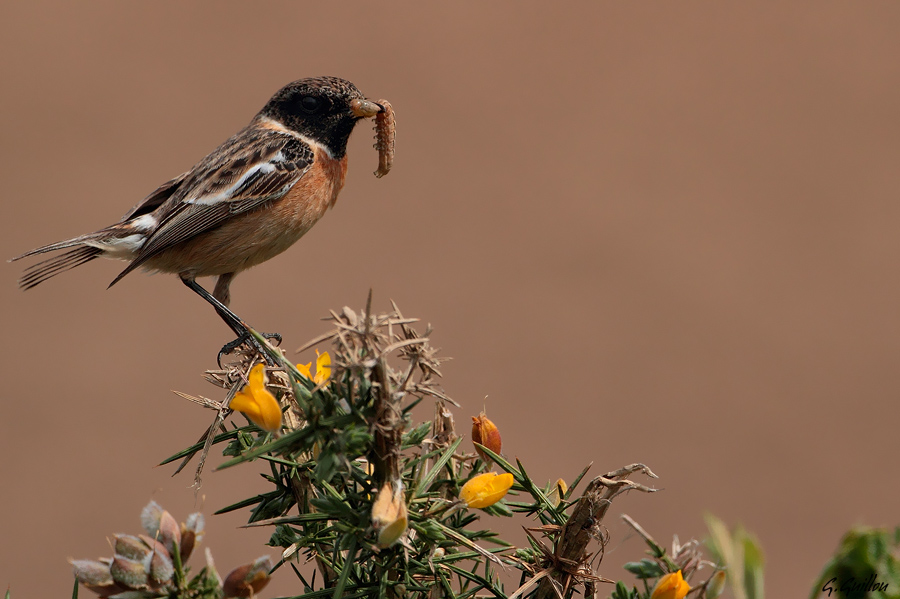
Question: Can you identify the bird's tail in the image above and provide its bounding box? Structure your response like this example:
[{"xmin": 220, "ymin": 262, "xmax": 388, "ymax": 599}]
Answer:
[
  {"xmin": 10, "ymin": 231, "xmax": 107, "ymax": 261},
  {"xmin": 17, "ymin": 246, "xmax": 103, "ymax": 290},
  {"xmin": 11, "ymin": 234, "xmax": 106, "ymax": 290}
]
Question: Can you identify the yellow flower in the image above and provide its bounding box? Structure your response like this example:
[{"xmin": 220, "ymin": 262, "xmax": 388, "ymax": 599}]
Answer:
[
  {"xmin": 297, "ymin": 350, "xmax": 331, "ymax": 385},
  {"xmin": 459, "ymin": 472, "xmax": 514, "ymax": 509},
  {"xmin": 230, "ymin": 363, "xmax": 282, "ymax": 432},
  {"xmin": 371, "ymin": 483, "xmax": 408, "ymax": 547},
  {"xmin": 651, "ymin": 570, "xmax": 691, "ymax": 599}
]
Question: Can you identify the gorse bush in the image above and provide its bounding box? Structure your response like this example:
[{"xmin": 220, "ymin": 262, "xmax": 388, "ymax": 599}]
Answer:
[{"xmin": 69, "ymin": 297, "xmax": 748, "ymax": 599}]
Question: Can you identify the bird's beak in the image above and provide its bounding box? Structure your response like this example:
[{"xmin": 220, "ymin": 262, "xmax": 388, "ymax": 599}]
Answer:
[{"xmin": 350, "ymin": 98, "xmax": 384, "ymax": 118}]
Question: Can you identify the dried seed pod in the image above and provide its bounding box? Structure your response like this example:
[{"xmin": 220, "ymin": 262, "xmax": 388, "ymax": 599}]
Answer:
[
  {"xmin": 74, "ymin": 501, "xmax": 202, "ymax": 597},
  {"xmin": 71, "ymin": 559, "xmax": 114, "ymax": 587},
  {"xmin": 140, "ymin": 501, "xmax": 165, "ymax": 536},
  {"xmin": 156, "ymin": 509, "xmax": 182, "ymax": 557},
  {"xmin": 222, "ymin": 556, "xmax": 273, "ymax": 598},
  {"xmin": 140, "ymin": 500, "xmax": 181, "ymax": 555},
  {"xmin": 148, "ymin": 549, "xmax": 174, "ymax": 586},
  {"xmin": 136, "ymin": 535, "xmax": 174, "ymax": 586},
  {"xmin": 373, "ymin": 100, "xmax": 395, "ymax": 178},
  {"xmin": 110, "ymin": 556, "xmax": 149, "ymax": 590},
  {"xmin": 113, "ymin": 534, "xmax": 151, "ymax": 562},
  {"xmin": 471, "ymin": 411, "xmax": 501, "ymax": 462},
  {"xmin": 71, "ymin": 558, "xmax": 128, "ymax": 598},
  {"xmin": 180, "ymin": 512, "xmax": 205, "ymax": 563}
]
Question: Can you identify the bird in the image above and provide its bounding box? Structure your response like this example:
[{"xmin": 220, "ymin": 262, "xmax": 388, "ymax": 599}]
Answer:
[{"xmin": 12, "ymin": 76, "xmax": 389, "ymax": 355}]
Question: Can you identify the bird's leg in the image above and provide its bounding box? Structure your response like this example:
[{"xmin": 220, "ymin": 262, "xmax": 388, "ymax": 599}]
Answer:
[
  {"xmin": 212, "ymin": 272, "xmax": 233, "ymax": 308},
  {"xmin": 182, "ymin": 275, "xmax": 244, "ymax": 335},
  {"xmin": 180, "ymin": 276, "xmax": 276, "ymax": 366},
  {"xmin": 213, "ymin": 272, "xmax": 282, "ymax": 347}
]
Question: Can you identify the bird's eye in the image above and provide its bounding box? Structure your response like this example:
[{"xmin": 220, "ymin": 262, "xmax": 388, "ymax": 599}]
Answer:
[{"xmin": 300, "ymin": 96, "xmax": 322, "ymax": 114}]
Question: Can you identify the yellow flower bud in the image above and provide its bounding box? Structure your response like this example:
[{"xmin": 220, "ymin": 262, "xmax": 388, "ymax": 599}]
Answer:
[
  {"xmin": 459, "ymin": 472, "xmax": 514, "ymax": 509},
  {"xmin": 230, "ymin": 364, "xmax": 282, "ymax": 432},
  {"xmin": 471, "ymin": 412, "xmax": 501, "ymax": 462},
  {"xmin": 371, "ymin": 483, "xmax": 408, "ymax": 547},
  {"xmin": 651, "ymin": 570, "xmax": 691, "ymax": 599}
]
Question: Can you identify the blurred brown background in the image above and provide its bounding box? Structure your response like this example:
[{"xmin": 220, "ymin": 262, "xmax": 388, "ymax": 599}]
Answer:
[{"xmin": 2, "ymin": 2, "xmax": 899, "ymax": 597}]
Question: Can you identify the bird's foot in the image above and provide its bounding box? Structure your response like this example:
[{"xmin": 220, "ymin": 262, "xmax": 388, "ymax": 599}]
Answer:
[{"xmin": 217, "ymin": 331, "xmax": 282, "ymax": 368}]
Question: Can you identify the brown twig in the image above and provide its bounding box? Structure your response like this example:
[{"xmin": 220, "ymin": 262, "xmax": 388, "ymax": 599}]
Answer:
[{"xmin": 533, "ymin": 464, "xmax": 658, "ymax": 599}]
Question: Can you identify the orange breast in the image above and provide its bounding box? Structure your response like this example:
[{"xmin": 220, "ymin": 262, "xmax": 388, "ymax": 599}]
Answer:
[{"xmin": 144, "ymin": 146, "xmax": 348, "ymax": 278}]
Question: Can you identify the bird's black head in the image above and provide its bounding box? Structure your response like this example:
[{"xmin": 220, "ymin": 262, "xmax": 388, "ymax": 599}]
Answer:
[{"xmin": 258, "ymin": 76, "xmax": 382, "ymax": 159}]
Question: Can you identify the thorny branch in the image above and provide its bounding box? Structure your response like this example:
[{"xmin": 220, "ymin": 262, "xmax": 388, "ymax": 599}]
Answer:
[{"xmin": 532, "ymin": 464, "xmax": 659, "ymax": 599}]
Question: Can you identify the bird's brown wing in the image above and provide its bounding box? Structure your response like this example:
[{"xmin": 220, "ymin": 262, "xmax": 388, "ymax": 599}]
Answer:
[
  {"xmin": 119, "ymin": 172, "xmax": 190, "ymax": 222},
  {"xmin": 109, "ymin": 127, "xmax": 314, "ymax": 286}
]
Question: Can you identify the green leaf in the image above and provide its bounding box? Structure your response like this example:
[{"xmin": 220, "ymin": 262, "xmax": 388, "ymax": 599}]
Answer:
[
  {"xmin": 704, "ymin": 513, "xmax": 733, "ymax": 565},
  {"xmin": 811, "ymin": 526, "xmax": 900, "ymax": 599},
  {"xmin": 216, "ymin": 427, "xmax": 307, "ymax": 469},
  {"xmin": 401, "ymin": 395, "xmax": 424, "ymax": 415},
  {"xmin": 705, "ymin": 514, "xmax": 769, "ymax": 599},
  {"xmin": 739, "ymin": 528, "xmax": 765, "ymax": 599},
  {"xmin": 314, "ymin": 450, "xmax": 340, "ymax": 482},
  {"xmin": 251, "ymin": 512, "xmax": 333, "ymax": 526},
  {"xmin": 566, "ymin": 462, "xmax": 593, "ymax": 498},
  {"xmin": 471, "ymin": 444, "xmax": 520, "ymax": 479},
  {"xmin": 411, "ymin": 519, "xmax": 447, "ymax": 542},
  {"xmin": 402, "ymin": 421, "xmax": 432, "ymax": 449},
  {"xmin": 611, "ymin": 581, "xmax": 639, "ymax": 599},
  {"xmin": 158, "ymin": 428, "xmax": 243, "ymax": 465},
  {"xmin": 440, "ymin": 562, "xmax": 506, "ymax": 598},
  {"xmin": 624, "ymin": 559, "xmax": 664, "ymax": 579},
  {"xmin": 414, "ymin": 437, "xmax": 463, "ymax": 498},
  {"xmin": 470, "ymin": 446, "xmax": 562, "ymax": 523},
  {"xmin": 483, "ymin": 501, "xmax": 514, "ymax": 518},
  {"xmin": 515, "ymin": 458, "xmax": 564, "ymax": 525},
  {"xmin": 214, "ymin": 495, "xmax": 266, "ymax": 515},
  {"xmin": 332, "ymin": 536, "xmax": 358, "ymax": 599}
]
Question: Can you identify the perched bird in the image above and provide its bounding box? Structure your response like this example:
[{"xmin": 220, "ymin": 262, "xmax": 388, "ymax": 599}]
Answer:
[{"xmin": 12, "ymin": 76, "xmax": 389, "ymax": 352}]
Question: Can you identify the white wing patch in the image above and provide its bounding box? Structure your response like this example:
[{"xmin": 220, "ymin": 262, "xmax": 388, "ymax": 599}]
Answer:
[
  {"xmin": 85, "ymin": 234, "xmax": 147, "ymax": 259},
  {"xmin": 129, "ymin": 213, "xmax": 158, "ymax": 231},
  {"xmin": 186, "ymin": 155, "xmax": 285, "ymax": 206}
]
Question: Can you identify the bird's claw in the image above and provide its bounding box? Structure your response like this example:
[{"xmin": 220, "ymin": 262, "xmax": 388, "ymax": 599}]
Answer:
[
  {"xmin": 217, "ymin": 330, "xmax": 282, "ymax": 368},
  {"xmin": 261, "ymin": 331, "xmax": 282, "ymax": 346}
]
